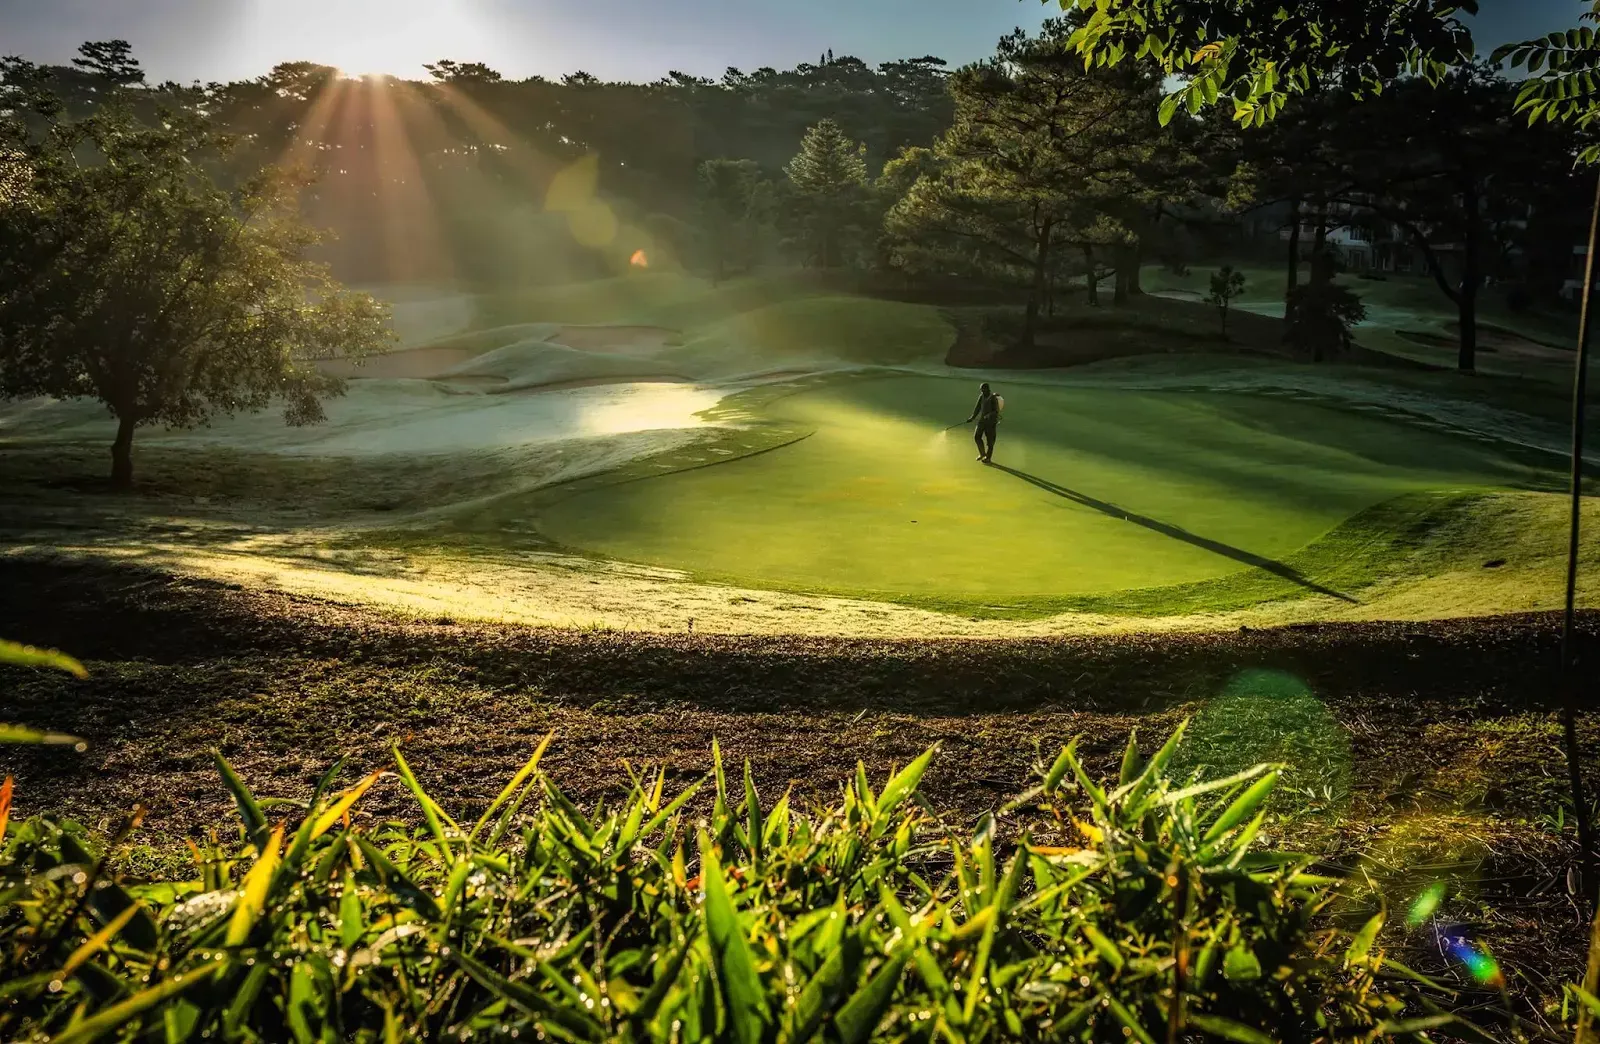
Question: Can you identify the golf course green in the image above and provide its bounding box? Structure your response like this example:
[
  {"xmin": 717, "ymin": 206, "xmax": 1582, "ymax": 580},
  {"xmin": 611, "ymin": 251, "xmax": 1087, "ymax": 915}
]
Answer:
[{"xmin": 538, "ymin": 374, "xmax": 1548, "ymax": 601}]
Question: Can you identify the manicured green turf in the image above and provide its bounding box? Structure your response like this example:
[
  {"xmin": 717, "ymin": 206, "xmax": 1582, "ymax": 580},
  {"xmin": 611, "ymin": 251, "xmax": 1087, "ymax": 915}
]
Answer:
[
  {"xmin": 471, "ymin": 271, "xmax": 954, "ymax": 372},
  {"xmin": 536, "ymin": 374, "xmax": 1548, "ymax": 601}
]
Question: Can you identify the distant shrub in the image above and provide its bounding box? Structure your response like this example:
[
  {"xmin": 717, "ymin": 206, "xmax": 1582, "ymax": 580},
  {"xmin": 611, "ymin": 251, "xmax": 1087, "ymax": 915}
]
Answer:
[
  {"xmin": 0, "ymin": 725, "xmax": 1489, "ymax": 1042},
  {"xmin": 1502, "ymin": 283, "xmax": 1534, "ymax": 314},
  {"xmin": 1288, "ymin": 280, "xmax": 1368, "ymax": 362}
]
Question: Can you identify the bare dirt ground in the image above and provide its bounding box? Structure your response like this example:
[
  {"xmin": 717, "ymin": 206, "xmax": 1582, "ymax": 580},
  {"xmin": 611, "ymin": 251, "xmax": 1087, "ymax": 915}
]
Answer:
[{"xmin": 0, "ymin": 555, "xmax": 1592, "ymax": 1009}]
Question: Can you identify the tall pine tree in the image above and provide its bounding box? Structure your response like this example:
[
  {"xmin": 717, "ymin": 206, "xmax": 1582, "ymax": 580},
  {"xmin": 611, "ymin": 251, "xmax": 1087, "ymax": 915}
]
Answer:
[{"xmin": 784, "ymin": 118, "xmax": 869, "ymax": 268}]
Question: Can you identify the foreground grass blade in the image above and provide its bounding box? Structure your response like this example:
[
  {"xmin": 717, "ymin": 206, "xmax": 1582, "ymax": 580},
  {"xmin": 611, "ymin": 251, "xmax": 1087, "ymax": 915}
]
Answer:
[
  {"xmin": 876, "ymin": 746, "xmax": 936, "ymax": 820},
  {"xmin": 1187, "ymin": 1013, "xmax": 1275, "ymax": 1043},
  {"xmin": 0, "ymin": 725, "xmax": 1490, "ymax": 1043},
  {"xmin": 226, "ymin": 824, "xmax": 284, "ymax": 946},
  {"xmin": 469, "ymin": 731, "xmax": 553, "ymax": 841},
  {"xmin": 448, "ymin": 946, "xmax": 604, "ymax": 1040},
  {"xmin": 213, "ymin": 752, "xmax": 269, "ymax": 848},
  {"xmin": 783, "ymin": 929, "xmax": 862, "ymax": 1043},
  {"xmin": 1203, "ymin": 772, "xmax": 1280, "ymax": 843},
  {"xmin": 51, "ymin": 963, "xmax": 224, "ymax": 1044},
  {"xmin": 392, "ymin": 746, "xmax": 451, "ymax": 860},
  {"xmin": 834, "ymin": 950, "xmax": 911, "ymax": 1044},
  {"xmin": 744, "ymin": 761, "xmax": 764, "ymax": 865},
  {"xmin": 1110, "ymin": 720, "xmax": 1188, "ymax": 806},
  {"xmin": 628, "ymin": 936, "xmax": 689, "ymax": 1029},
  {"xmin": 310, "ymin": 770, "xmax": 384, "ymax": 841},
  {"xmin": 700, "ymin": 831, "xmax": 769, "ymax": 1044},
  {"xmin": 0, "ymin": 724, "xmax": 86, "ymax": 746},
  {"xmin": 0, "ymin": 638, "xmax": 87, "ymax": 678},
  {"xmin": 353, "ymin": 837, "xmax": 442, "ymax": 921},
  {"xmin": 1106, "ymin": 996, "xmax": 1158, "ymax": 1044},
  {"xmin": 62, "ymin": 905, "xmax": 140, "ymax": 976}
]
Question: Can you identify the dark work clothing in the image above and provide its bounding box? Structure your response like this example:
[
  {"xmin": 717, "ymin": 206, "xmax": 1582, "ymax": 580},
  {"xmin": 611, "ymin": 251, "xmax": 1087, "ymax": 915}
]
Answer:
[
  {"xmin": 975, "ymin": 418, "xmax": 997, "ymax": 460},
  {"xmin": 968, "ymin": 389, "xmax": 1000, "ymax": 461}
]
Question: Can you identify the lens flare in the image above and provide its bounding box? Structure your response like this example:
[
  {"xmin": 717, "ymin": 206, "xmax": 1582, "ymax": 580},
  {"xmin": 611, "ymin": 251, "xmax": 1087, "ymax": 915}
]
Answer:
[
  {"xmin": 1448, "ymin": 940, "xmax": 1504, "ymax": 987},
  {"xmin": 1407, "ymin": 881, "xmax": 1447, "ymax": 927}
]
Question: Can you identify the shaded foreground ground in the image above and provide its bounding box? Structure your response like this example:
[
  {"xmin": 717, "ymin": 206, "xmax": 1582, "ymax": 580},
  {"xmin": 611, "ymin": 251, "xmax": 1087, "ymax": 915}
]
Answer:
[{"xmin": 0, "ymin": 556, "xmax": 1595, "ymax": 1012}]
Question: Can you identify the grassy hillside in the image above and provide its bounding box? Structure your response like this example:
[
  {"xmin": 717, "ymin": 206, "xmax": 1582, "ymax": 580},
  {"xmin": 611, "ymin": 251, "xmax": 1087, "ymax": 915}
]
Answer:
[{"xmin": 1143, "ymin": 264, "xmax": 1582, "ymax": 381}]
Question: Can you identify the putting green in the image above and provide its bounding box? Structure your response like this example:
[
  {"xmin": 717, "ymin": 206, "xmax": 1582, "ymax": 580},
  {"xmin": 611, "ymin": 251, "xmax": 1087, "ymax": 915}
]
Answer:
[{"xmin": 538, "ymin": 375, "xmax": 1543, "ymax": 601}]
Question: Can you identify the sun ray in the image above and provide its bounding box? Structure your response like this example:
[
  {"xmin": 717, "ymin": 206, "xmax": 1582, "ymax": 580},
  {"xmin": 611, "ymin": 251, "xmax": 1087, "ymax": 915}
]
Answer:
[
  {"xmin": 267, "ymin": 68, "xmax": 349, "ymax": 176},
  {"xmin": 429, "ymin": 81, "xmax": 670, "ymax": 287},
  {"xmin": 363, "ymin": 77, "xmax": 451, "ymax": 283}
]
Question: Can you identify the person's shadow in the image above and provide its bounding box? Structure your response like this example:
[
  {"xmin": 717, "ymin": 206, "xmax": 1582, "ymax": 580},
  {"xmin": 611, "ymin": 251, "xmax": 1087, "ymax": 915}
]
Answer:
[{"xmin": 989, "ymin": 464, "xmax": 1357, "ymax": 603}]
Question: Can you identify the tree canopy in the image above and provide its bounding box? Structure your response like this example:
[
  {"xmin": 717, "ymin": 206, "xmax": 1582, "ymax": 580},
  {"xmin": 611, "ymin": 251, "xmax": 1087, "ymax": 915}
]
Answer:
[
  {"xmin": 0, "ymin": 49, "xmax": 390, "ymax": 488},
  {"xmin": 885, "ymin": 24, "xmax": 1199, "ymax": 344},
  {"xmin": 1053, "ymin": 0, "xmax": 1479, "ymax": 126},
  {"xmin": 783, "ymin": 118, "xmax": 871, "ymax": 268}
]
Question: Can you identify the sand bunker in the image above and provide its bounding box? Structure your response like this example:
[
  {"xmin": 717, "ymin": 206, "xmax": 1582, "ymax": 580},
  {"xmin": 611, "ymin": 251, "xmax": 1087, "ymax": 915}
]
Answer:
[
  {"xmin": 545, "ymin": 326, "xmax": 677, "ymax": 355},
  {"xmin": 441, "ymin": 343, "xmax": 683, "ymax": 391},
  {"xmin": 2, "ymin": 379, "xmax": 723, "ymax": 458},
  {"xmin": 1450, "ymin": 323, "xmax": 1570, "ymax": 362},
  {"xmin": 262, "ymin": 382, "xmax": 721, "ymax": 457},
  {"xmin": 318, "ymin": 346, "xmax": 476, "ymax": 381},
  {"xmin": 319, "ymin": 325, "xmax": 682, "ymax": 385}
]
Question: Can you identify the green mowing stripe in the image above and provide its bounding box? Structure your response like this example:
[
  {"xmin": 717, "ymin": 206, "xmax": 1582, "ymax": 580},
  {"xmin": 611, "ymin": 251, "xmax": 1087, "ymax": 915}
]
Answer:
[{"xmin": 617, "ymin": 491, "xmax": 1501, "ymax": 620}]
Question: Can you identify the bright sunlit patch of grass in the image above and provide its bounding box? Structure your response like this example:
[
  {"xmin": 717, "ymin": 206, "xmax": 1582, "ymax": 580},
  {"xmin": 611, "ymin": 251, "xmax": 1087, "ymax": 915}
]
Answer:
[
  {"xmin": 532, "ymin": 373, "xmax": 1552, "ymax": 602},
  {"xmin": 1177, "ymin": 669, "xmax": 1353, "ymax": 814}
]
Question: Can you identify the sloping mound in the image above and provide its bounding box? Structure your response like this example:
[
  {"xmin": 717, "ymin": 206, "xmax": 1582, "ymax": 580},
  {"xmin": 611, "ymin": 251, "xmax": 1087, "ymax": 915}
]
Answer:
[
  {"xmin": 386, "ymin": 292, "xmax": 479, "ymax": 347},
  {"xmin": 547, "ymin": 326, "xmax": 677, "ymax": 354},
  {"xmin": 442, "ymin": 342, "xmax": 683, "ymax": 391},
  {"xmin": 423, "ymin": 324, "xmax": 562, "ymax": 354},
  {"xmin": 482, "ymin": 272, "xmax": 827, "ymax": 330},
  {"xmin": 685, "ymin": 297, "xmax": 954, "ymax": 368},
  {"xmin": 318, "ymin": 346, "xmax": 478, "ymax": 380}
]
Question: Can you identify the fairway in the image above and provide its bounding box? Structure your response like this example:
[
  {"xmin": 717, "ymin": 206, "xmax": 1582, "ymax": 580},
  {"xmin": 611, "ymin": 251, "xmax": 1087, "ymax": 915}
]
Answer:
[{"xmin": 539, "ymin": 375, "xmax": 1542, "ymax": 600}]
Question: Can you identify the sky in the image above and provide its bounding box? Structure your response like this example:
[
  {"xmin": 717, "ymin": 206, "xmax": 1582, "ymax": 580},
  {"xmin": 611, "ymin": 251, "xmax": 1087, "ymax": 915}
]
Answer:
[{"xmin": 0, "ymin": 0, "xmax": 1587, "ymax": 84}]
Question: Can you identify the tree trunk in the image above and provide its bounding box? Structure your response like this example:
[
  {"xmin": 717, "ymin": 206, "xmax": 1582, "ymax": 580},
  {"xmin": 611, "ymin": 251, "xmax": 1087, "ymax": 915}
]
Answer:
[
  {"xmin": 1311, "ymin": 202, "xmax": 1329, "ymax": 281},
  {"xmin": 1458, "ymin": 285, "xmax": 1478, "ymax": 373},
  {"xmin": 1458, "ymin": 188, "xmax": 1481, "ymax": 373},
  {"xmin": 1285, "ymin": 198, "xmax": 1302, "ymax": 316},
  {"xmin": 1113, "ymin": 241, "xmax": 1141, "ymax": 304},
  {"xmin": 110, "ymin": 414, "xmax": 136, "ymax": 491},
  {"xmin": 1084, "ymin": 245, "xmax": 1098, "ymax": 306},
  {"xmin": 1021, "ymin": 227, "xmax": 1053, "ymax": 350}
]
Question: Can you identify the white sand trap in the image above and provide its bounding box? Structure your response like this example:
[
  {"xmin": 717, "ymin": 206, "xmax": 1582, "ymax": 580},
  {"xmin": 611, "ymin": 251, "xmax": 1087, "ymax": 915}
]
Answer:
[
  {"xmin": 318, "ymin": 345, "xmax": 477, "ymax": 380},
  {"xmin": 1451, "ymin": 323, "xmax": 1570, "ymax": 363},
  {"xmin": 260, "ymin": 382, "xmax": 722, "ymax": 456},
  {"xmin": 325, "ymin": 325, "xmax": 683, "ymax": 386},
  {"xmin": 1, "ymin": 377, "xmax": 726, "ymax": 454},
  {"xmin": 546, "ymin": 325, "xmax": 677, "ymax": 355},
  {"xmin": 1, "ymin": 381, "xmax": 722, "ymax": 458},
  {"xmin": 442, "ymin": 342, "xmax": 683, "ymax": 391}
]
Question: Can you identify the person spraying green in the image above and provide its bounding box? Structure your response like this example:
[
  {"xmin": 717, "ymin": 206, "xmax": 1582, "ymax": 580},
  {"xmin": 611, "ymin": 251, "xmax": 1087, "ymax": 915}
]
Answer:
[{"xmin": 966, "ymin": 382, "xmax": 1003, "ymax": 463}]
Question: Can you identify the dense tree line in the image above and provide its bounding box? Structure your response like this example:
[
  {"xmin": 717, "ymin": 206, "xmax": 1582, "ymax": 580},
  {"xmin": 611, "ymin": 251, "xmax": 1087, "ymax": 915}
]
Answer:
[
  {"xmin": 4, "ymin": 44, "xmax": 953, "ymax": 287},
  {"xmin": 2, "ymin": 16, "xmax": 1595, "ymax": 488}
]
